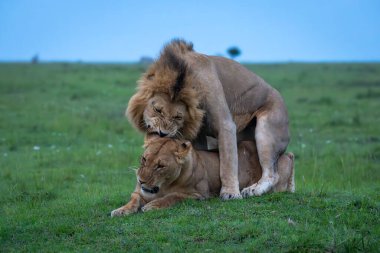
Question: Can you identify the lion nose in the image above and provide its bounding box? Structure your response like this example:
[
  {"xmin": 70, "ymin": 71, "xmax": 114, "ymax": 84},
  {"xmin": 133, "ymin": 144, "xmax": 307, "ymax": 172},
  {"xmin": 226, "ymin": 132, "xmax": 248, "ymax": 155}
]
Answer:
[
  {"xmin": 152, "ymin": 186, "xmax": 160, "ymax": 193},
  {"xmin": 159, "ymin": 131, "xmax": 168, "ymax": 137}
]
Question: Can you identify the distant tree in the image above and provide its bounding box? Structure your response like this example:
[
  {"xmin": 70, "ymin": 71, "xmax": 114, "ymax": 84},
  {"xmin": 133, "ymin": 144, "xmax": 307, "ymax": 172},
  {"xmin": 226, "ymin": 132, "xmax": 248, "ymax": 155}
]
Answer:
[
  {"xmin": 31, "ymin": 54, "xmax": 39, "ymax": 64},
  {"xmin": 227, "ymin": 47, "xmax": 241, "ymax": 60}
]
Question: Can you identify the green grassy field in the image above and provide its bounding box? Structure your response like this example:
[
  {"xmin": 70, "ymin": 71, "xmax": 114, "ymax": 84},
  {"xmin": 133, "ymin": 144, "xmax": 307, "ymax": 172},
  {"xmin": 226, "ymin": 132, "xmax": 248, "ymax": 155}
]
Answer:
[{"xmin": 1, "ymin": 62, "xmax": 379, "ymax": 252}]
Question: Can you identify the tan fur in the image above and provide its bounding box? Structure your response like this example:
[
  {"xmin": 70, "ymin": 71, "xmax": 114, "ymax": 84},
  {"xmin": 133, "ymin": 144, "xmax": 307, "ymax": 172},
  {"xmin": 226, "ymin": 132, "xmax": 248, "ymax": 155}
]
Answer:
[
  {"xmin": 127, "ymin": 40, "xmax": 204, "ymax": 139},
  {"xmin": 111, "ymin": 138, "xmax": 294, "ymax": 216},
  {"xmin": 126, "ymin": 39, "xmax": 290, "ymax": 199}
]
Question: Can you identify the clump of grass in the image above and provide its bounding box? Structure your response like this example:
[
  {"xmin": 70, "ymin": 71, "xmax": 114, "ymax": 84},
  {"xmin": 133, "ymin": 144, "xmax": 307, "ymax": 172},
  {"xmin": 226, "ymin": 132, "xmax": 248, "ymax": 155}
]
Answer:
[
  {"xmin": 352, "ymin": 112, "xmax": 361, "ymax": 125},
  {"xmin": 356, "ymin": 89, "xmax": 380, "ymax": 99},
  {"xmin": 296, "ymin": 97, "xmax": 309, "ymax": 103},
  {"xmin": 325, "ymin": 112, "xmax": 362, "ymax": 127},
  {"xmin": 312, "ymin": 96, "xmax": 334, "ymax": 105},
  {"xmin": 370, "ymin": 146, "xmax": 380, "ymax": 162},
  {"xmin": 339, "ymin": 80, "xmax": 380, "ymax": 88},
  {"xmin": 326, "ymin": 115, "xmax": 347, "ymax": 126}
]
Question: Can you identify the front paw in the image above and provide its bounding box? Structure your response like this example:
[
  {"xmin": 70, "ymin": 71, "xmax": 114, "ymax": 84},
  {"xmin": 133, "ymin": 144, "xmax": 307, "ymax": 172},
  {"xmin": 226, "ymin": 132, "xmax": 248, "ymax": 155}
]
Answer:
[
  {"xmin": 141, "ymin": 203, "xmax": 161, "ymax": 212},
  {"xmin": 241, "ymin": 177, "xmax": 276, "ymax": 197},
  {"xmin": 241, "ymin": 183, "xmax": 257, "ymax": 198},
  {"xmin": 220, "ymin": 187, "xmax": 242, "ymax": 200},
  {"xmin": 110, "ymin": 207, "xmax": 136, "ymax": 217},
  {"xmin": 251, "ymin": 177, "xmax": 276, "ymax": 196}
]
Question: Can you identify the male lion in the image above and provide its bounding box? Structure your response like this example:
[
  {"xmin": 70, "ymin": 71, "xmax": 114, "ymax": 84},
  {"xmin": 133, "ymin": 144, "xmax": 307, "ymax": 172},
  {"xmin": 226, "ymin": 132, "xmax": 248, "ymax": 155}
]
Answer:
[
  {"xmin": 127, "ymin": 39, "xmax": 290, "ymax": 199},
  {"xmin": 110, "ymin": 137, "xmax": 294, "ymax": 216}
]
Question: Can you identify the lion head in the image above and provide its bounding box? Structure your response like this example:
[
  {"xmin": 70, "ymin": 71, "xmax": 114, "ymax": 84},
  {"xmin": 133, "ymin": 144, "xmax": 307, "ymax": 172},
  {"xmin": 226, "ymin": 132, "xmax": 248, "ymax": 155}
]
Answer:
[
  {"xmin": 126, "ymin": 39, "xmax": 205, "ymax": 140},
  {"xmin": 142, "ymin": 92, "xmax": 187, "ymax": 137},
  {"xmin": 137, "ymin": 137, "xmax": 191, "ymax": 195}
]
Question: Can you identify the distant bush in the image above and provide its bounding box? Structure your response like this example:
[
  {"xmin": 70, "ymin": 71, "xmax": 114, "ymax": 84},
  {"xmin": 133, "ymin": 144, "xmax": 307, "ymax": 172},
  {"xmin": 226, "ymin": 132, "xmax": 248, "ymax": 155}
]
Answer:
[
  {"xmin": 227, "ymin": 46, "xmax": 241, "ymax": 59},
  {"xmin": 31, "ymin": 54, "xmax": 39, "ymax": 64},
  {"xmin": 139, "ymin": 56, "xmax": 154, "ymax": 65}
]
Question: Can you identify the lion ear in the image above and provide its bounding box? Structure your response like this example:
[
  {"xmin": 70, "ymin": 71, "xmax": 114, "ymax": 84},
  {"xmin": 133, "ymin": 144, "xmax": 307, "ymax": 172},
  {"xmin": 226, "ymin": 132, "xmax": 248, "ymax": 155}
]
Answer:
[
  {"xmin": 181, "ymin": 141, "xmax": 191, "ymax": 151},
  {"xmin": 147, "ymin": 73, "xmax": 155, "ymax": 80},
  {"xmin": 175, "ymin": 141, "xmax": 191, "ymax": 163}
]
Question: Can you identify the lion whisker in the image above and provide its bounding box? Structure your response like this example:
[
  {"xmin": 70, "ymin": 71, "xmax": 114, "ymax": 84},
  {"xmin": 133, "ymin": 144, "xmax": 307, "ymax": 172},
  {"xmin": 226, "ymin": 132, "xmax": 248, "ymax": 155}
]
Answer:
[
  {"xmin": 128, "ymin": 166, "xmax": 139, "ymax": 173},
  {"xmin": 174, "ymin": 131, "xmax": 184, "ymax": 140}
]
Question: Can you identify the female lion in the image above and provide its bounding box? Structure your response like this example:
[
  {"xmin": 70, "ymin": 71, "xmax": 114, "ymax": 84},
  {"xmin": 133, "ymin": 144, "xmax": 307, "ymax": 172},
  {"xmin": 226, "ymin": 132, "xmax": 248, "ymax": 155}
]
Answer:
[{"xmin": 111, "ymin": 137, "xmax": 294, "ymax": 216}]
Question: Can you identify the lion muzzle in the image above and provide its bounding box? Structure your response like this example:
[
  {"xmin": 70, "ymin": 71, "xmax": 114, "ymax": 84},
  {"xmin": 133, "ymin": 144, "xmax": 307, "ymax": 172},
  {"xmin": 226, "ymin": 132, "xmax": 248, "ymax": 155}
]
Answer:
[{"xmin": 141, "ymin": 185, "xmax": 160, "ymax": 194}]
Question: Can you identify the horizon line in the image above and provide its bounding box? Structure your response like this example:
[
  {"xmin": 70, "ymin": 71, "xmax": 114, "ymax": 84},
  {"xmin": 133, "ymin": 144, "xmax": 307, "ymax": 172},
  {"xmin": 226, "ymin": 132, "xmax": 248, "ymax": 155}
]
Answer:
[{"xmin": 1, "ymin": 59, "xmax": 380, "ymax": 64}]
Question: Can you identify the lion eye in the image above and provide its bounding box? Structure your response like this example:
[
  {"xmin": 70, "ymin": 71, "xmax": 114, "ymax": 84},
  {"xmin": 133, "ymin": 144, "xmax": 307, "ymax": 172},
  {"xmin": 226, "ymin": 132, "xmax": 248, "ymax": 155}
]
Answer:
[
  {"xmin": 174, "ymin": 116, "xmax": 182, "ymax": 120},
  {"xmin": 153, "ymin": 107, "xmax": 162, "ymax": 114},
  {"xmin": 156, "ymin": 164, "xmax": 164, "ymax": 170}
]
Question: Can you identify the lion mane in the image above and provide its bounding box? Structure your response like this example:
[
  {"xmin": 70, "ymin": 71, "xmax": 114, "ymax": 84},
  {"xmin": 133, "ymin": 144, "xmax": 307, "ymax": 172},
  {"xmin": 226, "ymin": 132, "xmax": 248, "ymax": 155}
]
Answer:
[{"xmin": 126, "ymin": 39, "xmax": 205, "ymax": 139}]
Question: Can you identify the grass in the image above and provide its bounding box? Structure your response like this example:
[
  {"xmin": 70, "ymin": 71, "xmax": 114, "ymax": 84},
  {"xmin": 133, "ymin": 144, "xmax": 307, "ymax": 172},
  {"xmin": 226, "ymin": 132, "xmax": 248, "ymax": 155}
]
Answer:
[{"xmin": 1, "ymin": 62, "xmax": 379, "ymax": 252}]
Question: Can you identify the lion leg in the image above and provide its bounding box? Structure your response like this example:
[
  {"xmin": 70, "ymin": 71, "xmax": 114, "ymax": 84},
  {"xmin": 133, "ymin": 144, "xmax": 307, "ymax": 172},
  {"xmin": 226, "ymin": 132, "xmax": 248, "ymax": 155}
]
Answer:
[
  {"xmin": 254, "ymin": 110, "xmax": 289, "ymax": 196},
  {"xmin": 202, "ymin": 75, "xmax": 242, "ymax": 200},
  {"xmin": 110, "ymin": 192, "xmax": 144, "ymax": 217},
  {"xmin": 243, "ymin": 108, "xmax": 289, "ymax": 197},
  {"xmin": 218, "ymin": 121, "xmax": 242, "ymax": 200},
  {"xmin": 285, "ymin": 153, "xmax": 295, "ymax": 192},
  {"xmin": 242, "ymin": 152, "xmax": 294, "ymax": 197},
  {"xmin": 141, "ymin": 192, "xmax": 196, "ymax": 212},
  {"xmin": 273, "ymin": 152, "xmax": 295, "ymax": 193}
]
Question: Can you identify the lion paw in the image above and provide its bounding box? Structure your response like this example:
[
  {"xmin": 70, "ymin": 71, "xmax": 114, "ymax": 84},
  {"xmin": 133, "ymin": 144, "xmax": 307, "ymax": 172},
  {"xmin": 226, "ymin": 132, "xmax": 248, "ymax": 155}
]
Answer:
[
  {"xmin": 241, "ymin": 183, "xmax": 257, "ymax": 198},
  {"xmin": 220, "ymin": 187, "xmax": 242, "ymax": 200},
  {"xmin": 141, "ymin": 203, "xmax": 160, "ymax": 212},
  {"xmin": 253, "ymin": 178, "xmax": 276, "ymax": 196},
  {"xmin": 242, "ymin": 178, "xmax": 276, "ymax": 197},
  {"xmin": 110, "ymin": 207, "xmax": 135, "ymax": 217}
]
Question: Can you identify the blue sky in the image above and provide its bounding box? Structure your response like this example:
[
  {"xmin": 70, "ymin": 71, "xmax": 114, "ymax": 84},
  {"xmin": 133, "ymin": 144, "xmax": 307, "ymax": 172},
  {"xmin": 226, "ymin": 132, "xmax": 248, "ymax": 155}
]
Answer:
[{"xmin": 0, "ymin": 0, "xmax": 379, "ymax": 62}]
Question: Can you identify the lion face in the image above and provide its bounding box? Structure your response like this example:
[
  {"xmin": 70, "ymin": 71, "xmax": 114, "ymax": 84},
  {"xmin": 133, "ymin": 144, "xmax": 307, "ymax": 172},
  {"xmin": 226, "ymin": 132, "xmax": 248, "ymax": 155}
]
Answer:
[
  {"xmin": 126, "ymin": 41, "xmax": 205, "ymax": 140},
  {"xmin": 143, "ymin": 93, "xmax": 187, "ymax": 138},
  {"xmin": 137, "ymin": 137, "xmax": 191, "ymax": 195}
]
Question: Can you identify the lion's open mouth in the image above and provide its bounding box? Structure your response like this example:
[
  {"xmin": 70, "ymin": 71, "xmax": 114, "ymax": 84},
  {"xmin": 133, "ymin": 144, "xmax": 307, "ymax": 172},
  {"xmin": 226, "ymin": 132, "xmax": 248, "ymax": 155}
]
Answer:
[{"xmin": 141, "ymin": 185, "xmax": 160, "ymax": 194}]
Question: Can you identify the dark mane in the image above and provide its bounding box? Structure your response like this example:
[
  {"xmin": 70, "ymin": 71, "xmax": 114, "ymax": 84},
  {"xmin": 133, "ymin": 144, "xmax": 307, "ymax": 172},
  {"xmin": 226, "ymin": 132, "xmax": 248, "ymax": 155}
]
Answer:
[{"xmin": 160, "ymin": 39, "xmax": 193, "ymax": 100}]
